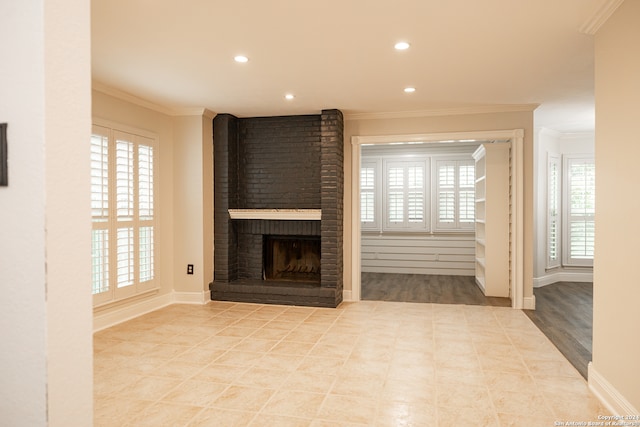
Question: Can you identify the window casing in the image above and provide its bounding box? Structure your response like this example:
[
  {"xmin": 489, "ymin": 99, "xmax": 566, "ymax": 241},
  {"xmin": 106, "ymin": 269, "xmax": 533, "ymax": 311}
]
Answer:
[{"xmin": 91, "ymin": 124, "xmax": 158, "ymax": 305}]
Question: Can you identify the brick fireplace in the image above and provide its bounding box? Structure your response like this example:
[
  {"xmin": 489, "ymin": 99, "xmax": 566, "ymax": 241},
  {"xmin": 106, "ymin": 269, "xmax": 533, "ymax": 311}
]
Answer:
[{"xmin": 209, "ymin": 110, "xmax": 344, "ymax": 307}]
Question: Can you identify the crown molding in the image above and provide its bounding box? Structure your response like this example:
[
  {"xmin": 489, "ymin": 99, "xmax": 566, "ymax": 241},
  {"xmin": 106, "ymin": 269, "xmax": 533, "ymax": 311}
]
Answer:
[
  {"xmin": 343, "ymin": 104, "xmax": 539, "ymax": 121},
  {"xmin": 559, "ymin": 130, "xmax": 595, "ymax": 140},
  {"xmin": 92, "ymin": 81, "xmax": 215, "ymax": 118},
  {"xmin": 537, "ymin": 127, "xmax": 562, "ymax": 139},
  {"xmin": 579, "ymin": 0, "xmax": 624, "ymax": 35},
  {"xmin": 172, "ymin": 107, "xmax": 217, "ymax": 119},
  {"xmin": 536, "ymin": 127, "xmax": 594, "ymax": 140}
]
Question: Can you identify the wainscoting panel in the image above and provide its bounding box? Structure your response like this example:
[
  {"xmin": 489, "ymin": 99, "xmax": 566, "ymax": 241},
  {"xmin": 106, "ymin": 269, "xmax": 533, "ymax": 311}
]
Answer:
[{"xmin": 361, "ymin": 233, "xmax": 475, "ymax": 276}]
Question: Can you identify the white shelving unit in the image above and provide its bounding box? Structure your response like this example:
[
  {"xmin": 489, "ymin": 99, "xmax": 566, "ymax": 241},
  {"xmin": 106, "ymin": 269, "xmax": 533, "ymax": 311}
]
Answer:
[{"xmin": 472, "ymin": 143, "xmax": 510, "ymax": 297}]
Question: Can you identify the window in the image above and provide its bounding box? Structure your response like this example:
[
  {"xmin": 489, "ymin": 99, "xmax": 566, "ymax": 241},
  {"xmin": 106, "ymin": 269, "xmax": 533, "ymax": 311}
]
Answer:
[
  {"xmin": 435, "ymin": 160, "xmax": 475, "ymax": 230},
  {"xmin": 563, "ymin": 155, "xmax": 595, "ymax": 266},
  {"xmin": 383, "ymin": 160, "xmax": 428, "ymax": 230},
  {"xmin": 360, "ymin": 159, "xmax": 381, "ymax": 230},
  {"xmin": 547, "ymin": 154, "xmax": 561, "ymax": 269},
  {"xmin": 91, "ymin": 124, "xmax": 158, "ymax": 305}
]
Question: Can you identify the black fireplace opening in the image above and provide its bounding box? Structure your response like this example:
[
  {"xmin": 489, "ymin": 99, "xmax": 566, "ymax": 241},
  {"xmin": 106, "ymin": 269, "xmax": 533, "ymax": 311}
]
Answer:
[{"xmin": 263, "ymin": 235, "xmax": 321, "ymax": 283}]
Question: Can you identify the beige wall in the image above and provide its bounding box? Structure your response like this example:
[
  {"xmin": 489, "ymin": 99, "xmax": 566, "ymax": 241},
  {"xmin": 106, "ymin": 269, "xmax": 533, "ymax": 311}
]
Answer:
[
  {"xmin": 593, "ymin": 0, "xmax": 640, "ymax": 411},
  {"xmin": 0, "ymin": 0, "xmax": 93, "ymax": 425},
  {"xmin": 344, "ymin": 111, "xmax": 535, "ymax": 299},
  {"xmin": 173, "ymin": 114, "xmax": 214, "ymax": 295}
]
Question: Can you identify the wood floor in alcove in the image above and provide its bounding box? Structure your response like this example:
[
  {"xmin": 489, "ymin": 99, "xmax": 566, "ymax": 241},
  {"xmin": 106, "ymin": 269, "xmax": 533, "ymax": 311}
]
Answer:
[{"xmin": 360, "ymin": 272, "xmax": 511, "ymax": 307}]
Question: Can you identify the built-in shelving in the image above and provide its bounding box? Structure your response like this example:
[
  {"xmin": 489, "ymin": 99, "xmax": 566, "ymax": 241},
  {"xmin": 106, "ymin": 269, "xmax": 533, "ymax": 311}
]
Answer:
[{"xmin": 472, "ymin": 143, "xmax": 510, "ymax": 298}]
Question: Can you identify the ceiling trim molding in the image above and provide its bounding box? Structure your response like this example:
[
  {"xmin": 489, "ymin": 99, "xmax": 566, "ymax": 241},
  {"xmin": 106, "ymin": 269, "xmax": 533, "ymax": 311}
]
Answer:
[
  {"xmin": 173, "ymin": 107, "xmax": 217, "ymax": 119},
  {"xmin": 343, "ymin": 104, "xmax": 539, "ymax": 121},
  {"xmin": 579, "ymin": 0, "xmax": 624, "ymax": 35},
  {"xmin": 92, "ymin": 81, "xmax": 215, "ymax": 118},
  {"xmin": 92, "ymin": 81, "xmax": 176, "ymax": 115}
]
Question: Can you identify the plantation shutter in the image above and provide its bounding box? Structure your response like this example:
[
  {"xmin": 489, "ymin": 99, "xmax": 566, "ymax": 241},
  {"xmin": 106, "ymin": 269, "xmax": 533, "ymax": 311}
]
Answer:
[
  {"xmin": 436, "ymin": 160, "xmax": 474, "ymax": 230},
  {"xmin": 361, "ymin": 163, "xmax": 376, "ymax": 225},
  {"xmin": 564, "ymin": 156, "xmax": 595, "ymax": 266},
  {"xmin": 92, "ymin": 125, "xmax": 157, "ymax": 305},
  {"xmin": 458, "ymin": 163, "xmax": 475, "ymax": 226},
  {"xmin": 384, "ymin": 160, "xmax": 427, "ymax": 230},
  {"xmin": 547, "ymin": 155, "xmax": 561, "ymax": 268},
  {"xmin": 387, "ymin": 166, "xmax": 404, "ymax": 224},
  {"xmin": 91, "ymin": 125, "xmax": 110, "ymax": 302},
  {"xmin": 437, "ymin": 162, "xmax": 455, "ymax": 226}
]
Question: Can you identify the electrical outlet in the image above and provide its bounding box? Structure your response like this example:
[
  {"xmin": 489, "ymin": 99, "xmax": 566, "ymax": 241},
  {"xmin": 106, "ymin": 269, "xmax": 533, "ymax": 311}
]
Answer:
[{"xmin": 187, "ymin": 264, "xmax": 194, "ymax": 275}]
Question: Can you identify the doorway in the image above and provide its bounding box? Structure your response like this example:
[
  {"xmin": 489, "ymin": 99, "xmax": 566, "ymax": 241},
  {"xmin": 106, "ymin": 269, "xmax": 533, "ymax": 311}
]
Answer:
[{"xmin": 349, "ymin": 130, "xmax": 525, "ymax": 308}]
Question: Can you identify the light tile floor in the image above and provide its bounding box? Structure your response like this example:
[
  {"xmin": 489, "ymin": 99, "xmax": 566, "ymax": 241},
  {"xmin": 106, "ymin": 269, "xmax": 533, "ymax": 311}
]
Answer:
[{"xmin": 94, "ymin": 301, "xmax": 609, "ymax": 426}]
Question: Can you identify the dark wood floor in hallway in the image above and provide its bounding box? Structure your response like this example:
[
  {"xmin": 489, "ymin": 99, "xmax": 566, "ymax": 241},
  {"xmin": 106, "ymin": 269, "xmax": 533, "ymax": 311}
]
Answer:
[{"xmin": 361, "ymin": 272, "xmax": 511, "ymax": 307}]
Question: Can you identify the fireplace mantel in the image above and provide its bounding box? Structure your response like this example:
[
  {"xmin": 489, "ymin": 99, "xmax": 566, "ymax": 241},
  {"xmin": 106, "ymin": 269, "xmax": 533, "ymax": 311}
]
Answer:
[{"xmin": 228, "ymin": 209, "xmax": 321, "ymax": 221}]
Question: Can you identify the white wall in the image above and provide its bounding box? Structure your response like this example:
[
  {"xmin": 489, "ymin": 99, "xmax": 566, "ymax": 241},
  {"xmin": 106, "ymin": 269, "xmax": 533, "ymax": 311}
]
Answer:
[
  {"xmin": 591, "ymin": 0, "xmax": 640, "ymax": 413},
  {"xmin": 0, "ymin": 1, "xmax": 93, "ymax": 425},
  {"xmin": 533, "ymin": 128, "xmax": 594, "ymax": 286}
]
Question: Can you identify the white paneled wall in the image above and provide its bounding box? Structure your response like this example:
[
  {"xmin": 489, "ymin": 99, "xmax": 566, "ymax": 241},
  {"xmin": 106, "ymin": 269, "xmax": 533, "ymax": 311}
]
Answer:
[{"xmin": 361, "ymin": 233, "xmax": 475, "ymax": 275}]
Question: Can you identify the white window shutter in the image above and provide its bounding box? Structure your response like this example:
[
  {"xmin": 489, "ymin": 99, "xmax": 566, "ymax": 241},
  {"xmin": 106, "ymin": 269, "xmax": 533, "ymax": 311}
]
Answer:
[
  {"xmin": 92, "ymin": 125, "xmax": 158, "ymax": 304},
  {"xmin": 563, "ymin": 156, "xmax": 595, "ymax": 266},
  {"xmin": 436, "ymin": 159, "xmax": 475, "ymax": 230},
  {"xmin": 384, "ymin": 160, "xmax": 427, "ymax": 230},
  {"xmin": 547, "ymin": 154, "xmax": 561, "ymax": 268},
  {"xmin": 458, "ymin": 163, "xmax": 475, "ymax": 225}
]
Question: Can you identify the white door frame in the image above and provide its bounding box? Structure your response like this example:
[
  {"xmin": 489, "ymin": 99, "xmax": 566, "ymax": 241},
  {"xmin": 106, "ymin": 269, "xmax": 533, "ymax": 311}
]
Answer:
[{"xmin": 350, "ymin": 129, "xmax": 525, "ymax": 309}]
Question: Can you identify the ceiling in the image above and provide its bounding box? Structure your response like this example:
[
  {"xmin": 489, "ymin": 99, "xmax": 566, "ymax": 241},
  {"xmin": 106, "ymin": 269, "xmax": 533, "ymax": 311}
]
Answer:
[{"xmin": 91, "ymin": 0, "xmax": 613, "ymax": 132}]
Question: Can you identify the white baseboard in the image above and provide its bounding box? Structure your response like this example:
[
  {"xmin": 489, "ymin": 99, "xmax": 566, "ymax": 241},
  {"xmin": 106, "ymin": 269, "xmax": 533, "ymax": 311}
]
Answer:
[
  {"xmin": 173, "ymin": 290, "xmax": 210, "ymax": 304},
  {"xmin": 94, "ymin": 290, "xmax": 211, "ymax": 332},
  {"xmin": 93, "ymin": 292, "xmax": 174, "ymax": 332},
  {"xmin": 534, "ymin": 271, "xmax": 593, "ymax": 288},
  {"xmin": 588, "ymin": 362, "xmax": 639, "ymax": 415},
  {"xmin": 523, "ymin": 295, "xmax": 536, "ymax": 310},
  {"xmin": 342, "ymin": 290, "xmax": 354, "ymax": 302}
]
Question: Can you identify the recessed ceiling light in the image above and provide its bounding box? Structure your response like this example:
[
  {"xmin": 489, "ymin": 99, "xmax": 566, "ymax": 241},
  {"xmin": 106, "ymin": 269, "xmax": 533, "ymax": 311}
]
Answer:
[
  {"xmin": 404, "ymin": 87, "xmax": 416, "ymax": 93},
  {"xmin": 285, "ymin": 94, "xmax": 295, "ymax": 100},
  {"xmin": 394, "ymin": 41, "xmax": 410, "ymax": 50},
  {"xmin": 234, "ymin": 55, "xmax": 249, "ymax": 63}
]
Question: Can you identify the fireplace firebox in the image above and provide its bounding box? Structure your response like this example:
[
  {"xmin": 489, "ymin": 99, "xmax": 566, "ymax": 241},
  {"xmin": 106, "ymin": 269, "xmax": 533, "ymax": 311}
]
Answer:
[{"xmin": 263, "ymin": 236, "xmax": 321, "ymax": 283}]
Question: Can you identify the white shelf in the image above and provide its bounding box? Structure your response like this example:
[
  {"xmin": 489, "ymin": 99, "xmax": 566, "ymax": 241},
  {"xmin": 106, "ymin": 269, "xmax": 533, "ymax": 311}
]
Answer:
[
  {"xmin": 228, "ymin": 209, "xmax": 321, "ymax": 220},
  {"xmin": 472, "ymin": 143, "xmax": 510, "ymax": 298}
]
